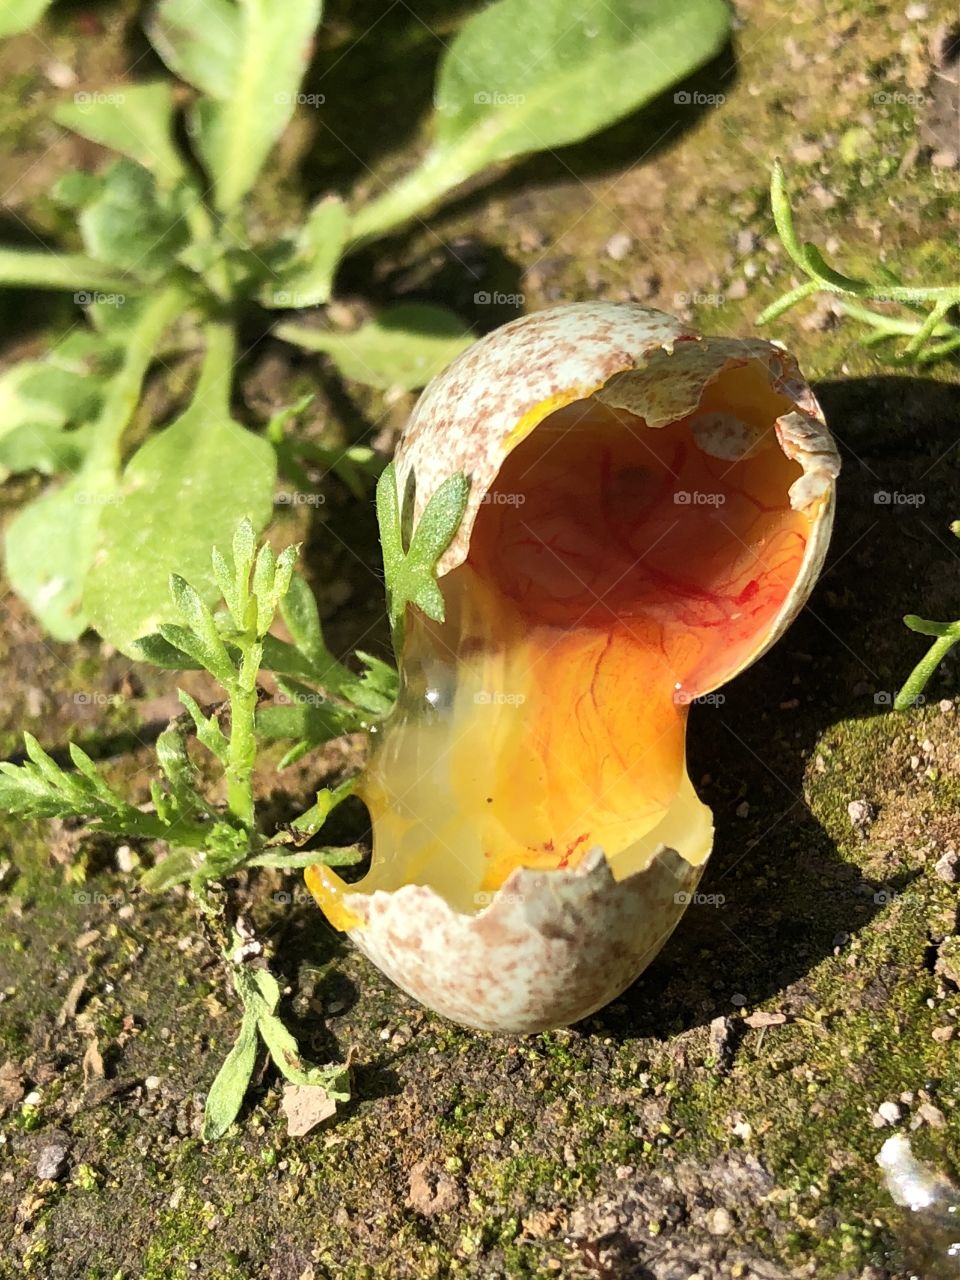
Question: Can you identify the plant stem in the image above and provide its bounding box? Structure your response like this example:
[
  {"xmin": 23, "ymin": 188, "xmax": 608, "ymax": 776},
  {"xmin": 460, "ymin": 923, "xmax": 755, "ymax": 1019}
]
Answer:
[
  {"xmin": 347, "ymin": 145, "xmax": 477, "ymax": 248},
  {"xmin": 195, "ymin": 317, "xmax": 237, "ymax": 419},
  {"xmin": 895, "ymin": 629, "xmax": 960, "ymax": 711},
  {"xmin": 0, "ymin": 247, "xmax": 136, "ymax": 293},
  {"xmin": 225, "ymin": 679, "xmax": 258, "ymax": 830},
  {"xmin": 85, "ymin": 284, "xmax": 187, "ymax": 475}
]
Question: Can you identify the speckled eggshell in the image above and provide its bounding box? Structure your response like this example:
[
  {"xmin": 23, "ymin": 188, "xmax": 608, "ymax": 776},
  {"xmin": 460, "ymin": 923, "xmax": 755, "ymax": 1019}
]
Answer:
[{"xmin": 313, "ymin": 303, "xmax": 840, "ymax": 1035}]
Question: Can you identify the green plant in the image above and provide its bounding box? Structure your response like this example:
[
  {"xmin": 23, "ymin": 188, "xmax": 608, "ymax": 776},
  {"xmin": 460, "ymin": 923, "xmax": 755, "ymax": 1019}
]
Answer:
[
  {"xmin": 0, "ymin": 0, "xmax": 730, "ymax": 652},
  {"xmin": 0, "ymin": 519, "xmax": 391, "ymax": 1136},
  {"xmin": 0, "ymin": 470, "xmax": 466, "ymax": 1134},
  {"xmin": 758, "ymin": 161, "xmax": 960, "ymax": 363},
  {"xmin": 895, "ymin": 521, "xmax": 960, "ymax": 711},
  {"xmin": 760, "ymin": 164, "xmax": 959, "ymax": 711}
]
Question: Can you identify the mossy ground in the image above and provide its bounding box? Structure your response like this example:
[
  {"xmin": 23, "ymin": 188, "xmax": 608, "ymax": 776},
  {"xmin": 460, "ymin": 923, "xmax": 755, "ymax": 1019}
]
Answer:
[{"xmin": 1, "ymin": 1, "xmax": 959, "ymax": 1277}]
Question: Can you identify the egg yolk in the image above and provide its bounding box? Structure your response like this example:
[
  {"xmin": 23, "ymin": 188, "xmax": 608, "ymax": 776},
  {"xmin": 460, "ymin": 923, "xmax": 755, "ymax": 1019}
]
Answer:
[{"xmin": 308, "ymin": 364, "xmax": 812, "ymax": 927}]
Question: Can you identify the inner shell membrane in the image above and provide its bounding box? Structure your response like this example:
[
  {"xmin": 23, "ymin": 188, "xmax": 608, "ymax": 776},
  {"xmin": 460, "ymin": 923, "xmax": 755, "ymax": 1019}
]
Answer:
[{"xmin": 315, "ymin": 364, "xmax": 810, "ymax": 923}]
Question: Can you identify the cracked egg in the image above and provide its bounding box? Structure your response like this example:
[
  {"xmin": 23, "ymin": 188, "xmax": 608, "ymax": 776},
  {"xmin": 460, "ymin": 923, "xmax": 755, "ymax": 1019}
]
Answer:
[{"xmin": 306, "ymin": 302, "xmax": 840, "ymax": 1033}]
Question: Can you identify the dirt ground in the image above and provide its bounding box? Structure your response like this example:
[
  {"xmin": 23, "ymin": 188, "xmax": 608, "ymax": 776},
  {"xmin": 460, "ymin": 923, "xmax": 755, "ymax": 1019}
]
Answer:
[{"xmin": 1, "ymin": 1, "xmax": 959, "ymax": 1277}]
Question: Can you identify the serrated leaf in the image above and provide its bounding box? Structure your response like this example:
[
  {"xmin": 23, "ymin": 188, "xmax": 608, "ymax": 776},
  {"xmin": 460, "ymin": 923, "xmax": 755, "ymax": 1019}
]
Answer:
[
  {"xmin": 82, "ymin": 390, "xmax": 276, "ymax": 657},
  {"xmin": 202, "ymin": 1012, "xmax": 258, "ymax": 1141},
  {"xmin": 152, "ymin": 0, "xmax": 322, "ymax": 212},
  {"xmin": 54, "ymin": 82, "xmax": 186, "ymax": 188},
  {"xmin": 178, "ymin": 690, "xmax": 229, "ymax": 762},
  {"xmin": 277, "ymin": 303, "xmax": 472, "ymax": 390},
  {"xmin": 156, "ymin": 723, "xmax": 207, "ymax": 819},
  {"xmin": 377, "ymin": 463, "xmax": 468, "ymax": 647},
  {"xmin": 255, "ymin": 698, "xmax": 361, "ymax": 745}
]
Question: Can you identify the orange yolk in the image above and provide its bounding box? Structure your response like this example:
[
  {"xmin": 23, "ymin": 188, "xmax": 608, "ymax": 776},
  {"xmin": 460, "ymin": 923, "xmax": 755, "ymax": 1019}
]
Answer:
[{"xmin": 308, "ymin": 366, "xmax": 811, "ymax": 927}]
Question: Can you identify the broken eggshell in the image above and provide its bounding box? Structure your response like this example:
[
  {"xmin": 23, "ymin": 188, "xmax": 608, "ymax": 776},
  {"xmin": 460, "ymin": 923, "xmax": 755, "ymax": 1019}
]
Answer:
[{"xmin": 306, "ymin": 302, "xmax": 840, "ymax": 1033}]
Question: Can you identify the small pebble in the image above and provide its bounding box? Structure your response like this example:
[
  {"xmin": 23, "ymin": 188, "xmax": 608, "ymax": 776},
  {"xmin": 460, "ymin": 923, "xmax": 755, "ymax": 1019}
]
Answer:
[
  {"xmin": 905, "ymin": 2, "xmax": 928, "ymax": 18},
  {"xmin": 706, "ymin": 1206, "xmax": 734, "ymax": 1236},
  {"xmin": 931, "ymin": 1025, "xmax": 955, "ymax": 1042},
  {"xmin": 36, "ymin": 1134, "xmax": 70, "ymax": 1181},
  {"xmin": 874, "ymin": 1101, "xmax": 903, "ymax": 1127},
  {"xmin": 604, "ymin": 232, "xmax": 633, "ymax": 262},
  {"xmin": 847, "ymin": 799, "xmax": 875, "ymax": 828},
  {"xmin": 917, "ymin": 1102, "xmax": 946, "ymax": 1129},
  {"xmin": 735, "ymin": 801, "xmax": 750, "ymax": 819},
  {"xmin": 934, "ymin": 851, "xmax": 958, "ymax": 883}
]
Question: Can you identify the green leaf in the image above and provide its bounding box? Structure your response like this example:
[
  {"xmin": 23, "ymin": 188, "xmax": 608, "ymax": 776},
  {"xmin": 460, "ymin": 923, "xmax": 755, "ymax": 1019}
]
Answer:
[
  {"xmin": 0, "ymin": 0, "xmax": 53, "ymax": 38},
  {"xmin": 277, "ymin": 303, "xmax": 472, "ymax": 391},
  {"xmin": 146, "ymin": 0, "xmax": 241, "ymax": 97},
  {"xmin": 3, "ymin": 472, "xmax": 107, "ymax": 640},
  {"xmin": 290, "ymin": 778, "xmax": 355, "ymax": 837},
  {"xmin": 261, "ymin": 197, "xmax": 348, "ymax": 309},
  {"xmin": 250, "ymin": 844, "xmax": 363, "ymax": 869},
  {"xmin": 438, "ymin": 0, "xmax": 729, "ymax": 160},
  {"xmin": 151, "ymin": 0, "xmax": 323, "ymax": 212},
  {"xmin": 0, "ymin": 338, "xmax": 116, "ymax": 479},
  {"xmin": 350, "ymin": 0, "xmax": 731, "ymax": 243},
  {"xmin": 377, "ymin": 462, "xmax": 469, "ymax": 647},
  {"xmin": 255, "ymin": 697, "xmax": 362, "ymax": 745},
  {"xmin": 202, "ymin": 1012, "xmax": 259, "ymax": 1141},
  {"xmin": 82, "ymin": 366, "xmax": 276, "ymax": 656},
  {"xmin": 79, "ymin": 159, "xmax": 190, "ymax": 277},
  {"xmin": 278, "ymin": 573, "xmax": 349, "ymax": 684},
  {"xmin": 54, "ymin": 83, "xmax": 186, "ymax": 188},
  {"xmin": 178, "ymin": 690, "xmax": 230, "ymax": 762},
  {"xmin": 156, "ymin": 722, "xmax": 208, "ymax": 820},
  {"xmin": 140, "ymin": 846, "xmax": 197, "ymax": 892}
]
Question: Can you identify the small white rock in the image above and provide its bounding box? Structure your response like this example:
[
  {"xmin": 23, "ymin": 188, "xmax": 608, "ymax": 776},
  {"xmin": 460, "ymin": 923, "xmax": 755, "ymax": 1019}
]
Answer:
[
  {"xmin": 604, "ymin": 232, "xmax": 633, "ymax": 262},
  {"xmin": 876, "ymin": 1101, "xmax": 903, "ymax": 1126}
]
